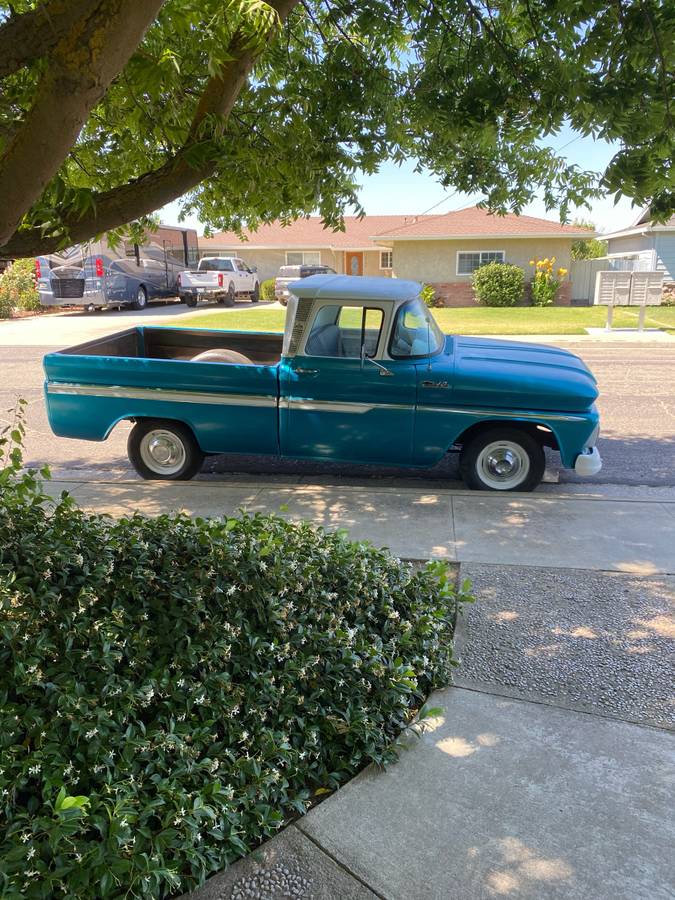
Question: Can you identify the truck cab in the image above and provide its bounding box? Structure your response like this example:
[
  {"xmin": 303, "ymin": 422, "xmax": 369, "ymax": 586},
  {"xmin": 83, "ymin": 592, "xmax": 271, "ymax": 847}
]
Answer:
[{"xmin": 43, "ymin": 275, "xmax": 602, "ymax": 490}]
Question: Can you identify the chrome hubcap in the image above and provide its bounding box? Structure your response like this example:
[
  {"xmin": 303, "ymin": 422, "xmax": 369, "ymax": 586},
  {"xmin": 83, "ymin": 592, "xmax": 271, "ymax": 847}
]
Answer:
[
  {"xmin": 476, "ymin": 441, "xmax": 530, "ymax": 490},
  {"xmin": 139, "ymin": 429, "xmax": 186, "ymax": 475}
]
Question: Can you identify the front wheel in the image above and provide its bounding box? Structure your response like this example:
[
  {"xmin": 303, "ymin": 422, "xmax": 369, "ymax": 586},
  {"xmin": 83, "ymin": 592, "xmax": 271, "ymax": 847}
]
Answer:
[
  {"xmin": 132, "ymin": 285, "xmax": 148, "ymax": 311},
  {"xmin": 459, "ymin": 428, "xmax": 545, "ymax": 492},
  {"xmin": 128, "ymin": 420, "xmax": 204, "ymax": 480},
  {"xmin": 250, "ymin": 283, "xmax": 260, "ymax": 303}
]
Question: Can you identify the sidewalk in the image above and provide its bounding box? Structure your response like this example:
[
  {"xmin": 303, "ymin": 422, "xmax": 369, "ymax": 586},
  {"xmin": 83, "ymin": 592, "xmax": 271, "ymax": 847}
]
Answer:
[
  {"xmin": 47, "ymin": 477, "xmax": 675, "ymax": 574},
  {"xmin": 46, "ymin": 477, "xmax": 674, "ymax": 899}
]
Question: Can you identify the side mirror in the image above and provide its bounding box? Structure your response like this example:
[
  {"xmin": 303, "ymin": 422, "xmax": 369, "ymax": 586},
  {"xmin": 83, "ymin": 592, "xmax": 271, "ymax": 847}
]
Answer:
[{"xmin": 250, "ymin": 265, "xmax": 257, "ymax": 273}]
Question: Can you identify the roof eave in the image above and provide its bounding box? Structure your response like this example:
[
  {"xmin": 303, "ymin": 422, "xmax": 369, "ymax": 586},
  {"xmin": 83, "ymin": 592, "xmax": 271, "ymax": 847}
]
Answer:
[{"xmin": 370, "ymin": 232, "xmax": 594, "ymax": 241}]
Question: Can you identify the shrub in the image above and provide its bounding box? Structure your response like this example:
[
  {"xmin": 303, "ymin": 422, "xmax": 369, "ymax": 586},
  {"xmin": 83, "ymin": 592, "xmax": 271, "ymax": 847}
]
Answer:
[
  {"xmin": 260, "ymin": 278, "xmax": 275, "ymax": 301},
  {"xmin": 529, "ymin": 257, "xmax": 568, "ymax": 306},
  {"xmin": 420, "ymin": 283, "xmax": 442, "ymax": 308},
  {"xmin": 472, "ymin": 262, "xmax": 524, "ymax": 307},
  {"xmin": 0, "ymin": 409, "xmax": 470, "ymax": 899},
  {"xmin": 0, "ymin": 258, "xmax": 41, "ymax": 316}
]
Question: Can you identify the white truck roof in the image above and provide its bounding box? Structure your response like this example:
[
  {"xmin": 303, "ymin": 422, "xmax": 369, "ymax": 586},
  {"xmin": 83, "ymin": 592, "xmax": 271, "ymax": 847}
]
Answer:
[{"xmin": 289, "ymin": 274, "xmax": 421, "ymax": 303}]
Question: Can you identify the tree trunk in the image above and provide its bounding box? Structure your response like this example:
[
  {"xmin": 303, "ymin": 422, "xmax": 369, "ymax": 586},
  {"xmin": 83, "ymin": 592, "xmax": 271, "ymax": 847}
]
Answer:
[{"xmin": 0, "ymin": 0, "xmax": 165, "ymax": 248}]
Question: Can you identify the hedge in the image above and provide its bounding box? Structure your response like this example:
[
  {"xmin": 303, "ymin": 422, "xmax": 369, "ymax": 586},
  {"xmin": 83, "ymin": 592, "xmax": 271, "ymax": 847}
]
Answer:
[
  {"xmin": 472, "ymin": 261, "xmax": 525, "ymax": 307},
  {"xmin": 0, "ymin": 405, "xmax": 471, "ymax": 898}
]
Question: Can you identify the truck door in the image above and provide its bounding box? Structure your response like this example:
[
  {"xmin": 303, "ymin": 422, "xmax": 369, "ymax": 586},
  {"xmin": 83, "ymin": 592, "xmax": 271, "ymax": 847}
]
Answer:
[{"xmin": 279, "ymin": 303, "xmax": 417, "ymax": 464}]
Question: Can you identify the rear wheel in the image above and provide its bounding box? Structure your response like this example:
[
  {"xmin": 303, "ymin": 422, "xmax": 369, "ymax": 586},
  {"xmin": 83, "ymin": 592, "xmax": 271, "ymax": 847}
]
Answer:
[
  {"xmin": 128, "ymin": 420, "xmax": 204, "ymax": 481},
  {"xmin": 459, "ymin": 427, "xmax": 545, "ymax": 492},
  {"xmin": 223, "ymin": 282, "xmax": 236, "ymax": 306},
  {"xmin": 132, "ymin": 285, "xmax": 148, "ymax": 311},
  {"xmin": 183, "ymin": 295, "xmax": 198, "ymax": 307},
  {"xmin": 251, "ymin": 283, "xmax": 260, "ymax": 303}
]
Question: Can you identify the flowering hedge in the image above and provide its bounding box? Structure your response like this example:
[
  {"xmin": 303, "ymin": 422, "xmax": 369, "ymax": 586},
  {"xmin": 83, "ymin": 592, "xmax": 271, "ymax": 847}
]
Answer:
[
  {"xmin": 529, "ymin": 257, "xmax": 568, "ymax": 306},
  {"xmin": 0, "ymin": 408, "xmax": 470, "ymax": 898}
]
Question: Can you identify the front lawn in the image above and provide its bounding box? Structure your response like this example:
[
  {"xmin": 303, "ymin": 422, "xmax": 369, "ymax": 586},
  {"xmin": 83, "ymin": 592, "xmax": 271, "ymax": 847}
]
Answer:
[
  {"xmin": 174, "ymin": 304, "xmax": 675, "ymax": 336},
  {"xmin": 0, "ymin": 415, "xmax": 468, "ymax": 899}
]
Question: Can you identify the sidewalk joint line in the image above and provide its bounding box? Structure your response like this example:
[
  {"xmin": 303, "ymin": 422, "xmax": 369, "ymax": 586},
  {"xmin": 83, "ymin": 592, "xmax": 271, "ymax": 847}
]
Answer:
[
  {"xmin": 295, "ymin": 824, "xmax": 389, "ymax": 899},
  {"xmin": 451, "ymin": 683, "xmax": 674, "ymax": 734}
]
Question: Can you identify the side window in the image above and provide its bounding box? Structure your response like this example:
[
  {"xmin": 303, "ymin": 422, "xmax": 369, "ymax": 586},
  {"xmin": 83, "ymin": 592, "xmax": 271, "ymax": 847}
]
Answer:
[{"xmin": 305, "ymin": 305, "xmax": 384, "ymax": 358}]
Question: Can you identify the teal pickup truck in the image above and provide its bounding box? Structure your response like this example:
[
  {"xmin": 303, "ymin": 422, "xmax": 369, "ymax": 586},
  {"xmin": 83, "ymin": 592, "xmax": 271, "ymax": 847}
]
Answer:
[{"xmin": 43, "ymin": 275, "xmax": 602, "ymax": 491}]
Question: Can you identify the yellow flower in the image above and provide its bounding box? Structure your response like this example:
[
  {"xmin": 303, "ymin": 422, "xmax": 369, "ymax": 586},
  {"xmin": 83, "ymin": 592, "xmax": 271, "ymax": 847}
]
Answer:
[
  {"xmin": 551, "ymin": 256, "xmax": 556, "ymax": 264},
  {"xmin": 543, "ymin": 258, "xmax": 549, "ymax": 265},
  {"xmin": 529, "ymin": 259, "xmax": 535, "ymax": 266},
  {"xmin": 558, "ymin": 267, "xmax": 567, "ymax": 277}
]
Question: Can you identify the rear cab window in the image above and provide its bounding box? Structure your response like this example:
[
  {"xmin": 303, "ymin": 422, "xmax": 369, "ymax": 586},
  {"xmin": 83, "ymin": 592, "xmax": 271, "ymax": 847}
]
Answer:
[{"xmin": 199, "ymin": 258, "xmax": 234, "ymax": 272}]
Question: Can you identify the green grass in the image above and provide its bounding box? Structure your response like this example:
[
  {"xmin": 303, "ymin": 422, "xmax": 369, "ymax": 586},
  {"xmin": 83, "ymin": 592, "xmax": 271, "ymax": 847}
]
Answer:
[{"xmin": 174, "ymin": 304, "xmax": 675, "ymax": 336}]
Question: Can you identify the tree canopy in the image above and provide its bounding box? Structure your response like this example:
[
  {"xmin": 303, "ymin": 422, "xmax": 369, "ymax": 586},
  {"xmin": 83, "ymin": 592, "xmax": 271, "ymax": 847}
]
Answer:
[{"xmin": 0, "ymin": 0, "xmax": 673, "ymax": 257}]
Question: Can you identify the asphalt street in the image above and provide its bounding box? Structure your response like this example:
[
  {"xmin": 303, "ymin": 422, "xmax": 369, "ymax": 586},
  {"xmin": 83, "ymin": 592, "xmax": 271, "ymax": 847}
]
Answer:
[{"xmin": 1, "ymin": 305, "xmax": 674, "ymax": 488}]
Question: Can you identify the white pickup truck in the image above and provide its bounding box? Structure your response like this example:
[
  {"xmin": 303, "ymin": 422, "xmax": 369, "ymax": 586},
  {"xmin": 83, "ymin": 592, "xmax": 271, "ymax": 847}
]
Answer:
[{"xmin": 177, "ymin": 256, "xmax": 260, "ymax": 307}]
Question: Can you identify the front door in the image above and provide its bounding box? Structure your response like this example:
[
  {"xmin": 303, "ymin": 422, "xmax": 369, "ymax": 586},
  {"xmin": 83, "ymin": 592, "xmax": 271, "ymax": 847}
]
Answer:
[
  {"xmin": 279, "ymin": 303, "xmax": 417, "ymax": 464},
  {"xmin": 345, "ymin": 251, "xmax": 364, "ymax": 276}
]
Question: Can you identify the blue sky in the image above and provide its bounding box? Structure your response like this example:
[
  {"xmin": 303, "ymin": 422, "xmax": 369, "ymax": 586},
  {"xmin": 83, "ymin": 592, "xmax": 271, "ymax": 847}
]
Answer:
[{"xmin": 161, "ymin": 128, "xmax": 640, "ymax": 237}]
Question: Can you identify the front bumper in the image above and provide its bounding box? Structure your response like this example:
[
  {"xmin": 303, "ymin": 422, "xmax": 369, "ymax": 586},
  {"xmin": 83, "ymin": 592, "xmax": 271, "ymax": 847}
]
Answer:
[{"xmin": 574, "ymin": 446, "xmax": 602, "ymax": 477}]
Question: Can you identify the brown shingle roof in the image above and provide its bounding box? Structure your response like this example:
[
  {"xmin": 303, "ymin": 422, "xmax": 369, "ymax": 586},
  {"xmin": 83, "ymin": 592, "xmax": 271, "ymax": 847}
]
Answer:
[
  {"xmin": 373, "ymin": 206, "xmax": 592, "ymax": 239},
  {"xmin": 199, "ymin": 207, "xmax": 591, "ymax": 249},
  {"xmin": 199, "ymin": 216, "xmax": 414, "ymax": 250}
]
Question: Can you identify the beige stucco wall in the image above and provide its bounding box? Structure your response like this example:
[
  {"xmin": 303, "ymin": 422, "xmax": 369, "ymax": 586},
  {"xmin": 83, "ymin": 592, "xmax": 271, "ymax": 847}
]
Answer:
[{"xmin": 388, "ymin": 238, "xmax": 574, "ymax": 283}]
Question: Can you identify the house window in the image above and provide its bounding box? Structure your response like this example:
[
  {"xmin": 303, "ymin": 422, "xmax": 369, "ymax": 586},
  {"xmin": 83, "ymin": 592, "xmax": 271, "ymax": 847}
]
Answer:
[
  {"xmin": 286, "ymin": 251, "xmax": 322, "ymax": 266},
  {"xmin": 456, "ymin": 250, "xmax": 505, "ymax": 275},
  {"xmin": 380, "ymin": 250, "xmax": 393, "ymax": 270}
]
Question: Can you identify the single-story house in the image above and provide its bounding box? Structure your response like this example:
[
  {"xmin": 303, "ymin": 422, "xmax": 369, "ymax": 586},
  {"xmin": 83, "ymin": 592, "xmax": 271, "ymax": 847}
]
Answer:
[
  {"xmin": 604, "ymin": 209, "xmax": 675, "ymax": 282},
  {"xmin": 200, "ymin": 207, "xmax": 593, "ymax": 305}
]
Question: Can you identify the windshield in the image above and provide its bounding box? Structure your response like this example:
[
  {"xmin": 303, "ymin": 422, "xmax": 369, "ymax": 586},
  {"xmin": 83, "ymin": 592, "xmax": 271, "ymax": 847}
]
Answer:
[{"xmin": 389, "ymin": 297, "xmax": 445, "ymax": 359}]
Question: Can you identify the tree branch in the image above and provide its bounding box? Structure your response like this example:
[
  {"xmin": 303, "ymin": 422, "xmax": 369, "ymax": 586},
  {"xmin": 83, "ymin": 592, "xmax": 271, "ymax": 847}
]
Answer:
[
  {"xmin": 0, "ymin": 0, "xmax": 301, "ymax": 258},
  {"xmin": 0, "ymin": 0, "xmax": 166, "ymax": 248},
  {"xmin": 0, "ymin": 0, "xmax": 103, "ymax": 80}
]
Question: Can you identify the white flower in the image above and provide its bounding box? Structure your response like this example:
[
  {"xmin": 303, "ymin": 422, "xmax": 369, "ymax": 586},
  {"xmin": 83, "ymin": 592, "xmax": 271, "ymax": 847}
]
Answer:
[
  {"xmin": 173, "ymin": 816, "xmax": 182, "ymax": 826},
  {"xmin": 26, "ymin": 847, "xmax": 36, "ymax": 860},
  {"xmin": 195, "ymin": 694, "xmax": 207, "ymax": 705},
  {"xmin": 28, "ymin": 764, "xmax": 41, "ymax": 775},
  {"xmin": 226, "ymin": 585, "xmax": 237, "ymax": 596},
  {"xmin": 119, "ymin": 818, "xmax": 128, "ymax": 828},
  {"xmin": 176, "ymin": 679, "xmax": 185, "ymax": 688},
  {"xmin": 85, "ymin": 728, "xmax": 98, "ymax": 739},
  {"xmin": 20, "ymin": 833, "xmax": 30, "ymax": 843}
]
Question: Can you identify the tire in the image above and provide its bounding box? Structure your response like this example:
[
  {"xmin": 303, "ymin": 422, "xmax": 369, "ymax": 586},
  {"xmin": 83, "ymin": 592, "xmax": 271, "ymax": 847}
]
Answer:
[
  {"xmin": 132, "ymin": 285, "xmax": 148, "ymax": 311},
  {"xmin": 184, "ymin": 295, "xmax": 198, "ymax": 307},
  {"xmin": 223, "ymin": 282, "xmax": 236, "ymax": 307},
  {"xmin": 127, "ymin": 420, "xmax": 204, "ymax": 481},
  {"xmin": 459, "ymin": 427, "xmax": 545, "ymax": 492},
  {"xmin": 251, "ymin": 283, "xmax": 260, "ymax": 303}
]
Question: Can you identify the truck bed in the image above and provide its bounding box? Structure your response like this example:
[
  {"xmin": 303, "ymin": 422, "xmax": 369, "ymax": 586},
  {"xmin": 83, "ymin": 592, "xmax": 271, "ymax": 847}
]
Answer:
[
  {"xmin": 44, "ymin": 326, "xmax": 282, "ymax": 455},
  {"xmin": 60, "ymin": 326, "xmax": 282, "ymax": 365}
]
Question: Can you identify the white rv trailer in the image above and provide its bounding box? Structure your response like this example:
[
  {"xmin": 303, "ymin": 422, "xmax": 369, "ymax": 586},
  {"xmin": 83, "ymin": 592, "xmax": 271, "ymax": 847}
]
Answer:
[{"xmin": 36, "ymin": 224, "xmax": 199, "ymax": 311}]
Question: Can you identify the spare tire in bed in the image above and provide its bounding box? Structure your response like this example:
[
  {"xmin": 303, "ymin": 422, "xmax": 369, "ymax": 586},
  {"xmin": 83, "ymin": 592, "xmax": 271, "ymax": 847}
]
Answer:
[{"xmin": 191, "ymin": 348, "xmax": 253, "ymax": 365}]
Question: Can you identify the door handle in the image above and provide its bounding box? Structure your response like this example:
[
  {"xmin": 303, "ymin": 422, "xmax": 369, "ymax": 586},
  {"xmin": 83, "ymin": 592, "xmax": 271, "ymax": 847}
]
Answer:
[{"xmin": 295, "ymin": 368, "xmax": 319, "ymax": 375}]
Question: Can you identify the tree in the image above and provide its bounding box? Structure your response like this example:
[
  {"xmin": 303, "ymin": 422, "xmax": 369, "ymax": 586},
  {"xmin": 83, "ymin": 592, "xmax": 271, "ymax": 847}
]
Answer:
[
  {"xmin": 0, "ymin": 0, "xmax": 673, "ymax": 259},
  {"xmin": 571, "ymin": 219, "xmax": 608, "ymax": 260}
]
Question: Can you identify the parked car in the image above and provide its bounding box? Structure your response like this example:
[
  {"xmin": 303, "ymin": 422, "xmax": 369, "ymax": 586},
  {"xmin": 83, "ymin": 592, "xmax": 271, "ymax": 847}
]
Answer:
[
  {"xmin": 36, "ymin": 225, "xmax": 199, "ymax": 312},
  {"xmin": 43, "ymin": 274, "xmax": 602, "ymax": 491},
  {"xmin": 275, "ymin": 264, "xmax": 336, "ymax": 305},
  {"xmin": 177, "ymin": 257, "xmax": 260, "ymax": 307}
]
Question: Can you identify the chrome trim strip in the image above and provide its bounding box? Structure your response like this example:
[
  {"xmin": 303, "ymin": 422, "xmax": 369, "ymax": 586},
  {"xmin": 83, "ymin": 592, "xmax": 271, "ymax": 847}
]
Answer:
[
  {"xmin": 46, "ymin": 382, "xmax": 277, "ymax": 408},
  {"xmin": 281, "ymin": 397, "xmax": 411, "ymax": 414},
  {"xmin": 417, "ymin": 405, "xmax": 586, "ymax": 422}
]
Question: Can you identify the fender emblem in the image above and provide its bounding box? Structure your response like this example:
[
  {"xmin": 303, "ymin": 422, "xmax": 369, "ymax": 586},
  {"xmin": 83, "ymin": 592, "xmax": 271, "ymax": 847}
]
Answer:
[{"xmin": 421, "ymin": 380, "xmax": 449, "ymax": 389}]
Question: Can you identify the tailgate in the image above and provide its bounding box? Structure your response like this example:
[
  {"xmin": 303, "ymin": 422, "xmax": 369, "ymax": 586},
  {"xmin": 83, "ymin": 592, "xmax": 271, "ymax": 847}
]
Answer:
[{"xmin": 182, "ymin": 271, "xmax": 220, "ymax": 288}]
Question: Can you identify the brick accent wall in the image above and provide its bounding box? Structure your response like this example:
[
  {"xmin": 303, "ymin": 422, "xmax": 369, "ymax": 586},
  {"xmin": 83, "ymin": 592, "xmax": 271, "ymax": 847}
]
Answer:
[{"xmin": 430, "ymin": 280, "xmax": 573, "ymax": 308}]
